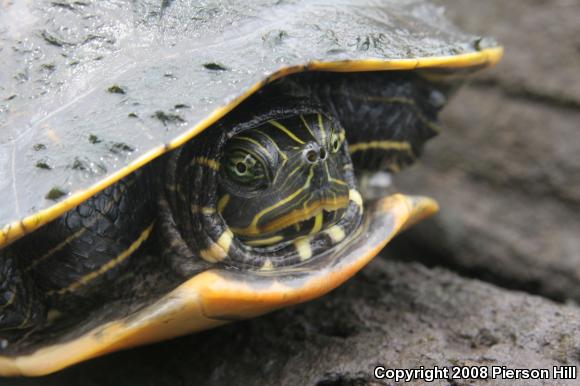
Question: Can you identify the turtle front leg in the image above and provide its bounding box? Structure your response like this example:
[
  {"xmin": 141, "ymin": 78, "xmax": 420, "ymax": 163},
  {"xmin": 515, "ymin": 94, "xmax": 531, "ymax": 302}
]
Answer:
[
  {"xmin": 0, "ymin": 251, "xmax": 46, "ymax": 338},
  {"xmin": 313, "ymin": 71, "xmax": 451, "ymax": 173},
  {"xmin": 0, "ymin": 168, "xmax": 157, "ymax": 339}
]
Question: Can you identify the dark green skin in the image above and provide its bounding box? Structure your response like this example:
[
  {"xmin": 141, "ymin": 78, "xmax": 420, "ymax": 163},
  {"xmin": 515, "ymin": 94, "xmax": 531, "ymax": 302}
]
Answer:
[{"xmin": 0, "ymin": 71, "xmax": 445, "ymax": 353}]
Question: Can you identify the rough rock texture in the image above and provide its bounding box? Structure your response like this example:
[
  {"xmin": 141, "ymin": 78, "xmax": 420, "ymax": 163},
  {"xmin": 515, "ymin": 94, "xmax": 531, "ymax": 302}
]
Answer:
[
  {"xmin": 387, "ymin": 0, "xmax": 580, "ymax": 302},
  {"xmin": 436, "ymin": 0, "xmax": 580, "ymax": 105},
  {"xmin": 4, "ymin": 0, "xmax": 580, "ymax": 385}
]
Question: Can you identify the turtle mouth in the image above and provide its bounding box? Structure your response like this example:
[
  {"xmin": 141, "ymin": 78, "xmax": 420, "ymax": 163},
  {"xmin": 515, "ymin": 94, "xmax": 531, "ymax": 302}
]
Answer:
[
  {"xmin": 243, "ymin": 207, "xmax": 345, "ymax": 247},
  {"xmin": 245, "ymin": 190, "xmax": 439, "ymax": 275},
  {"xmin": 233, "ymin": 196, "xmax": 350, "ymax": 240}
]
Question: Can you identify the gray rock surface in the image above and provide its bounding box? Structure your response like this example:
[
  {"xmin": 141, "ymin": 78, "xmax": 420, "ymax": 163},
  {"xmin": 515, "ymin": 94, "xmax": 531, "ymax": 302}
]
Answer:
[
  {"xmin": 436, "ymin": 0, "xmax": 580, "ymax": 106},
  {"xmin": 3, "ymin": 0, "xmax": 580, "ymax": 385},
  {"xmin": 388, "ymin": 0, "xmax": 580, "ymax": 302}
]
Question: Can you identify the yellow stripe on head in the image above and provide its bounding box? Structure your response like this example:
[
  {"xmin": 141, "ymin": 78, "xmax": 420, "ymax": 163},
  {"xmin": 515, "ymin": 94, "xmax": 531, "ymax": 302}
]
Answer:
[
  {"xmin": 317, "ymin": 113, "xmax": 327, "ymax": 147},
  {"xmin": 294, "ymin": 237, "xmax": 312, "ymax": 261},
  {"xmin": 349, "ymin": 189, "xmax": 363, "ymax": 213},
  {"xmin": 324, "ymin": 225, "xmax": 346, "ymax": 243},
  {"xmin": 299, "ymin": 114, "xmax": 316, "ymax": 140},
  {"xmin": 269, "ymin": 120, "xmax": 305, "ymax": 144},
  {"xmin": 309, "ymin": 212, "xmax": 324, "ymax": 235}
]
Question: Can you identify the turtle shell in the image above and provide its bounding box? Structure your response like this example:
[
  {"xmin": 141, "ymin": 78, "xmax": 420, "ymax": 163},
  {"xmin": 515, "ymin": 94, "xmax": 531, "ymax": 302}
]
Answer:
[
  {"xmin": 0, "ymin": 0, "xmax": 502, "ymax": 376},
  {"xmin": 0, "ymin": 0, "xmax": 501, "ymax": 246}
]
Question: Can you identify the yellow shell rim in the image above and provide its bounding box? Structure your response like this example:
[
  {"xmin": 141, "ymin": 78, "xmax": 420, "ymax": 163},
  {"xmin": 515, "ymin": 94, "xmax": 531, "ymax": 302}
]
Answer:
[
  {"xmin": 0, "ymin": 194, "xmax": 438, "ymax": 376},
  {"xmin": 0, "ymin": 47, "xmax": 503, "ymax": 248}
]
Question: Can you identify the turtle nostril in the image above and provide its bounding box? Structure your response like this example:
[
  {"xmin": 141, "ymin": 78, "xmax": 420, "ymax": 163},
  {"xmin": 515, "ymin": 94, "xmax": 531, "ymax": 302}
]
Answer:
[
  {"xmin": 306, "ymin": 150, "xmax": 318, "ymax": 163},
  {"xmin": 319, "ymin": 148, "xmax": 327, "ymax": 160}
]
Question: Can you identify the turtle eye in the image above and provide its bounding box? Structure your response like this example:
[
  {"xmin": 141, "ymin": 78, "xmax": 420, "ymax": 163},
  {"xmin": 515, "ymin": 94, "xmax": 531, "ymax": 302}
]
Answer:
[
  {"xmin": 330, "ymin": 131, "xmax": 342, "ymax": 153},
  {"xmin": 225, "ymin": 150, "xmax": 267, "ymax": 187}
]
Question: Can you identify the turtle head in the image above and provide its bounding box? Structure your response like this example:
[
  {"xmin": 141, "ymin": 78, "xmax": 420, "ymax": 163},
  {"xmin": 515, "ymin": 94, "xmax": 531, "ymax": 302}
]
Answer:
[{"xmin": 218, "ymin": 113, "xmax": 353, "ymax": 247}]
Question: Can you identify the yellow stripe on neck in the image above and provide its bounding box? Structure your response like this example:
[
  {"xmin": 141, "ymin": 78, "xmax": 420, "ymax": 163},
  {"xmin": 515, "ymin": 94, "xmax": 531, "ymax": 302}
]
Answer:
[{"xmin": 348, "ymin": 140, "xmax": 413, "ymax": 154}]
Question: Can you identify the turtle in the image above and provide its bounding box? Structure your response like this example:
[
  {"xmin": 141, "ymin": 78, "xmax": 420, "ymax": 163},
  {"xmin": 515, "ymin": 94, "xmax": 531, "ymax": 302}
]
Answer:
[{"xmin": 0, "ymin": 0, "xmax": 502, "ymax": 377}]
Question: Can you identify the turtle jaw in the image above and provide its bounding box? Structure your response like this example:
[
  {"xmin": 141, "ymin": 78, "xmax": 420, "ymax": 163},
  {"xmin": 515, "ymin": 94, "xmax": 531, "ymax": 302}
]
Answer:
[{"xmin": 197, "ymin": 193, "xmax": 439, "ymax": 319}]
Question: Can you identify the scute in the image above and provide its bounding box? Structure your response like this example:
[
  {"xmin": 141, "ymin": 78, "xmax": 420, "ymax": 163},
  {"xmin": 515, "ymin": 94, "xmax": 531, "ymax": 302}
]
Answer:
[{"xmin": 0, "ymin": 0, "xmax": 501, "ymax": 246}]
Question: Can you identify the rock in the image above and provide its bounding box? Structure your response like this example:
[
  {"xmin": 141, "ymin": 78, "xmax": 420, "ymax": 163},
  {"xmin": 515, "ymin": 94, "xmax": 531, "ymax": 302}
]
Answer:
[
  {"xmin": 389, "ymin": 0, "xmax": 580, "ymax": 302},
  {"xmin": 390, "ymin": 85, "xmax": 580, "ymax": 302},
  {"xmin": 435, "ymin": 0, "xmax": 580, "ymax": 105},
  {"xmin": 5, "ymin": 260, "xmax": 579, "ymax": 386}
]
